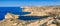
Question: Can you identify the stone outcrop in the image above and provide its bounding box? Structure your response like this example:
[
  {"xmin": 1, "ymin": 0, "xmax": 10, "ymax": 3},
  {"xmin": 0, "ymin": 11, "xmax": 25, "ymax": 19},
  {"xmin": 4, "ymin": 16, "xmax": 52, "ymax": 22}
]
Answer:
[{"xmin": 5, "ymin": 13, "xmax": 19, "ymax": 19}]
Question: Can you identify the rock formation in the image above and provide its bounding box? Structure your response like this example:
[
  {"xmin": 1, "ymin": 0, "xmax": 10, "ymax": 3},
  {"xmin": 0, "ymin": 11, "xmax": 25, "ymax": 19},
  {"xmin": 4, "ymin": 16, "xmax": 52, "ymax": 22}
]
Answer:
[{"xmin": 5, "ymin": 13, "xmax": 19, "ymax": 19}]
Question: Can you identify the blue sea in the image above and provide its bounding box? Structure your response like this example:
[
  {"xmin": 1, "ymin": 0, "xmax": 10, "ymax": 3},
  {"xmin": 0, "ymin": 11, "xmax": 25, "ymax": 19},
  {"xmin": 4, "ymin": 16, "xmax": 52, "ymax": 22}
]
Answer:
[{"xmin": 0, "ymin": 7, "xmax": 48, "ymax": 21}]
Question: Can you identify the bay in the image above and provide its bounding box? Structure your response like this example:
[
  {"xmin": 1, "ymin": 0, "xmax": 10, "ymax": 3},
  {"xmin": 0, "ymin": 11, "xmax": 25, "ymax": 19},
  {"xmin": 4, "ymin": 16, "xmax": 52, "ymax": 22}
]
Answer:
[{"xmin": 0, "ymin": 7, "xmax": 48, "ymax": 20}]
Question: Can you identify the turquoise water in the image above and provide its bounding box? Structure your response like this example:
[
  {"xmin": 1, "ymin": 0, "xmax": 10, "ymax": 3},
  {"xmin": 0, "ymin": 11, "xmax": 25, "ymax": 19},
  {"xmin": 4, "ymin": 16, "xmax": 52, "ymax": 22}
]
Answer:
[{"xmin": 0, "ymin": 7, "xmax": 48, "ymax": 20}]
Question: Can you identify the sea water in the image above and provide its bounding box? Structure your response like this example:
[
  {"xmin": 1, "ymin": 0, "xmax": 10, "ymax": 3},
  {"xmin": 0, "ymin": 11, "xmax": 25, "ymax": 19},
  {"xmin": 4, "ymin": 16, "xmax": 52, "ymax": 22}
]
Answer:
[{"xmin": 0, "ymin": 7, "xmax": 48, "ymax": 20}]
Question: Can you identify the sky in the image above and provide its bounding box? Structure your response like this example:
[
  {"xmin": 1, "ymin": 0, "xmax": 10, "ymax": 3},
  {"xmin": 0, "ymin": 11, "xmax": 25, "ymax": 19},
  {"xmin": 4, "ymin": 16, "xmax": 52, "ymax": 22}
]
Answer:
[{"xmin": 0, "ymin": 0, "xmax": 60, "ymax": 7}]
